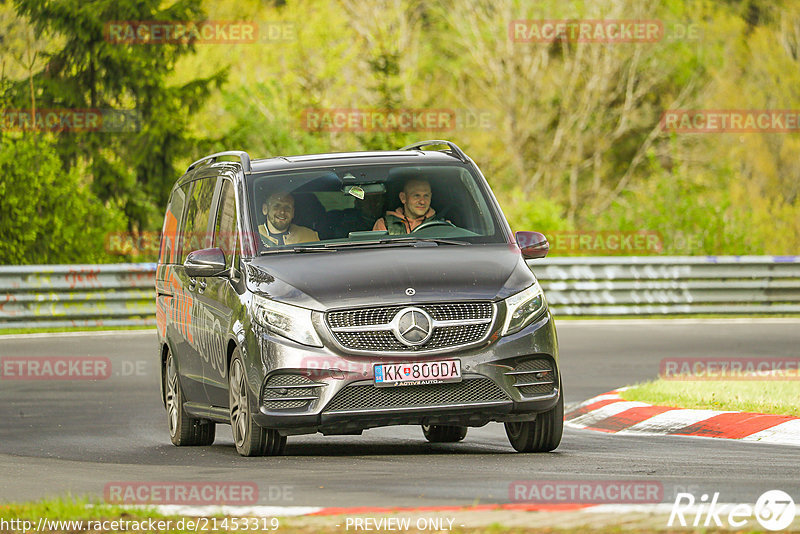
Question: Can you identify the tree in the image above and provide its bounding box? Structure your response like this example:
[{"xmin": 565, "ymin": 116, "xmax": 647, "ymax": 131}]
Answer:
[
  {"xmin": 0, "ymin": 131, "xmax": 127, "ymax": 264},
  {"xmin": 8, "ymin": 0, "xmax": 227, "ymax": 232}
]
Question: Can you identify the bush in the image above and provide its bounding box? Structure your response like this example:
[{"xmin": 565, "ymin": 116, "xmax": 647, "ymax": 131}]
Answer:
[{"xmin": 0, "ymin": 133, "xmax": 127, "ymax": 264}]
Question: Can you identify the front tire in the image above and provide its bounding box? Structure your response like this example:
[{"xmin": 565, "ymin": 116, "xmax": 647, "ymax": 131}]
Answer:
[
  {"xmin": 504, "ymin": 391, "xmax": 563, "ymax": 453},
  {"xmin": 229, "ymin": 350, "xmax": 286, "ymax": 457},
  {"xmin": 422, "ymin": 424, "xmax": 468, "ymax": 443},
  {"xmin": 164, "ymin": 351, "xmax": 215, "ymax": 446}
]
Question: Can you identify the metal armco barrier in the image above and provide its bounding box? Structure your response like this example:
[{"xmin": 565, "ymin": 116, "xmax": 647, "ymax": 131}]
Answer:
[
  {"xmin": 0, "ymin": 263, "xmax": 156, "ymax": 329},
  {"xmin": 0, "ymin": 256, "xmax": 798, "ymax": 328},
  {"xmin": 528, "ymin": 255, "xmax": 800, "ymax": 315}
]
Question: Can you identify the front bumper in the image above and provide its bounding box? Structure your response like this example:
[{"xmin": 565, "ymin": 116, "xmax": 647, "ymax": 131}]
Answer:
[{"xmin": 250, "ymin": 310, "xmax": 560, "ymax": 435}]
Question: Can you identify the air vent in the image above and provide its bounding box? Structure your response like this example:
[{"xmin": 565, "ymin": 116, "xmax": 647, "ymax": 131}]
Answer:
[{"xmin": 261, "ymin": 374, "xmax": 324, "ymax": 410}]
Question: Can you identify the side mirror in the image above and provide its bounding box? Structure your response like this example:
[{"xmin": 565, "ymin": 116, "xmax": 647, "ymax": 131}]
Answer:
[
  {"xmin": 515, "ymin": 231, "xmax": 549, "ymax": 259},
  {"xmin": 184, "ymin": 247, "xmax": 227, "ymax": 277}
]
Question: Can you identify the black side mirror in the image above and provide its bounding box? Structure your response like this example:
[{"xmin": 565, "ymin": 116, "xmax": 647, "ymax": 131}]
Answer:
[
  {"xmin": 515, "ymin": 231, "xmax": 549, "ymax": 259},
  {"xmin": 184, "ymin": 247, "xmax": 227, "ymax": 277}
]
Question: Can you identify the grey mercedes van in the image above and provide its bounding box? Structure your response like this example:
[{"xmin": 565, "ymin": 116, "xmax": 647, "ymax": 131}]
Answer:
[{"xmin": 156, "ymin": 140, "xmax": 562, "ymax": 456}]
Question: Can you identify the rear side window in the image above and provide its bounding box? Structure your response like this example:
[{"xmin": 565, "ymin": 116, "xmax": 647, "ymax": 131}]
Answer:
[
  {"xmin": 181, "ymin": 177, "xmax": 217, "ymax": 262},
  {"xmin": 214, "ymin": 180, "xmax": 238, "ymax": 267}
]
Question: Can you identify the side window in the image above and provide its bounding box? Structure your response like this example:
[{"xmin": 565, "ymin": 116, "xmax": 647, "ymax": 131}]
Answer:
[
  {"xmin": 214, "ymin": 180, "xmax": 239, "ymax": 267},
  {"xmin": 159, "ymin": 185, "xmax": 187, "ymax": 265},
  {"xmin": 181, "ymin": 177, "xmax": 217, "ymax": 262}
]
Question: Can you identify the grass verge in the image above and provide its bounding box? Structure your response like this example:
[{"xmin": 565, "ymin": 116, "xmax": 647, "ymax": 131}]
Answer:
[
  {"xmin": 0, "ymin": 325, "xmax": 155, "ymax": 335},
  {"xmin": 0, "ymin": 496, "xmax": 720, "ymax": 533},
  {"xmin": 620, "ymin": 379, "xmax": 800, "ymax": 416}
]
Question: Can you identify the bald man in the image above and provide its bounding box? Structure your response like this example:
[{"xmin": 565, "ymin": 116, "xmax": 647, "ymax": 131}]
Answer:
[{"xmin": 373, "ymin": 179, "xmax": 441, "ymax": 234}]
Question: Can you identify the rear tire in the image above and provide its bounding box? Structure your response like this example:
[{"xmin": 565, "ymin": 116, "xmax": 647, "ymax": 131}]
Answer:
[
  {"xmin": 165, "ymin": 351, "xmax": 216, "ymax": 446},
  {"xmin": 422, "ymin": 424, "xmax": 468, "ymax": 443},
  {"xmin": 229, "ymin": 350, "xmax": 286, "ymax": 457},
  {"xmin": 504, "ymin": 391, "xmax": 563, "ymax": 453}
]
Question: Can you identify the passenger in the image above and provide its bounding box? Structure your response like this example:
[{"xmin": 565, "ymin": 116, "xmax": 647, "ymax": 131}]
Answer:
[
  {"xmin": 259, "ymin": 191, "xmax": 319, "ymax": 246},
  {"xmin": 372, "ymin": 178, "xmax": 442, "ymax": 234}
]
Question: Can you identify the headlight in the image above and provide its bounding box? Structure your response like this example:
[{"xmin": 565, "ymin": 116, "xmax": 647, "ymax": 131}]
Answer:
[
  {"xmin": 251, "ymin": 294, "xmax": 323, "ymax": 347},
  {"xmin": 501, "ymin": 281, "xmax": 546, "ymax": 336}
]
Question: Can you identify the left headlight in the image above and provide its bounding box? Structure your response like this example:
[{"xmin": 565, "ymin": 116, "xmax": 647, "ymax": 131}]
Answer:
[
  {"xmin": 501, "ymin": 280, "xmax": 547, "ymax": 336},
  {"xmin": 251, "ymin": 294, "xmax": 323, "ymax": 347}
]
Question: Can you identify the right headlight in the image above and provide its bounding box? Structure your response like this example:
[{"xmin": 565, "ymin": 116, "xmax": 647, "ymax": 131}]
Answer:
[
  {"xmin": 501, "ymin": 280, "xmax": 547, "ymax": 336},
  {"xmin": 250, "ymin": 294, "xmax": 323, "ymax": 347}
]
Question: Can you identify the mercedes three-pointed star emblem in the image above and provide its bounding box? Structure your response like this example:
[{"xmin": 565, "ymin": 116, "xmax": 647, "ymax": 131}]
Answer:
[{"xmin": 393, "ymin": 307, "xmax": 433, "ymax": 346}]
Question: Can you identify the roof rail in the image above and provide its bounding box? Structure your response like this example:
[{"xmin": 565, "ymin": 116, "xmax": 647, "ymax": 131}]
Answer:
[
  {"xmin": 187, "ymin": 151, "xmax": 252, "ymax": 173},
  {"xmin": 399, "ymin": 140, "xmax": 469, "ymax": 163}
]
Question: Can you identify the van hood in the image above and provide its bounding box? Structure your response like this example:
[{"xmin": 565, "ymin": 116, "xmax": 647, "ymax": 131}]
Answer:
[{"xmin": 245, "ymin": 244, "xmax": 536, "ymax": 311}]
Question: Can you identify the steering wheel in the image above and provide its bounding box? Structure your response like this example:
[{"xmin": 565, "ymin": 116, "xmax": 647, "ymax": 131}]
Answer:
[{"xmin": 412, "ymin": 220, "xmax": 456, "ymax": 232}]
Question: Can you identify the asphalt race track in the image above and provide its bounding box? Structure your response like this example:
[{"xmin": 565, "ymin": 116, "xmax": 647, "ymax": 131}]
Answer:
[{"xmin": 1, "ymin": 320, "xmax": 798, "ymax": 508}]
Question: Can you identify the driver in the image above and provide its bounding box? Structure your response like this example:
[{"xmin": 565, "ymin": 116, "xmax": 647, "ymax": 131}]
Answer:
[{"xmin": 373, "ymin": 178, "xmax": 442, "ymax": 234}]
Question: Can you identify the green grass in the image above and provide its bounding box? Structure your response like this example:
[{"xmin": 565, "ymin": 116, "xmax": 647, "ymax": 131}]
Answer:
[
  {"xmin": 621, "ymin": 379, "xmax": 800, "ymax": 416},
  {"xmin": 0, "ymin": 496, "xmax": 161, "ymax": 530},
  {"xmin": 0, "ymin": 496, "xmax": 747, "ymax": 533}
]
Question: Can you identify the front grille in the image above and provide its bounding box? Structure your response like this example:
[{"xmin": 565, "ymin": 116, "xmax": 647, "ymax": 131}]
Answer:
[
  {"xmin": 261, "ymin": 374, "xmax": 323, "ymax": 410},
  {"xmin": 326, "ymin": 302, "xmax": 495, "ymax": 353},
  {"xmin": 505, "ymin": 358, "xmax": 556, "ymax": 397},
  {"xmin": 324, "ymin": 377, "xmax": 509, "ymax": 413},
  {"xmin": 328, "ymin": 307, "xmax": 404, "ymax": 329},
  {"xmin": 336, "ymin": 331, "xmax": 405, "ymax": 351}
]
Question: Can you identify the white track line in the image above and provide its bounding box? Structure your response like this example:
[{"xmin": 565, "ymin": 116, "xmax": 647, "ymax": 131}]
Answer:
[
  {"xmin": 741, "ymin": 419, "xmax": 800, "ymax": 446},
  {"xmin": 566, "ymin": 401, "xmax": 650, "ymax": 429},
  {"xmin": 615, "ymin": 409, "xmax": 730, "ymax": 435}
]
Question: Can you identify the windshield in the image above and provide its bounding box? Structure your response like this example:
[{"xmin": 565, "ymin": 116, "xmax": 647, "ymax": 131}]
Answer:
[{"xmin": 245, "ymin": 164, "xmax": 507, "ymax": 254}]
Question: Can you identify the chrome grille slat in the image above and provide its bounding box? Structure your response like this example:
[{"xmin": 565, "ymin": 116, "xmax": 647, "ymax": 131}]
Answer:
[{"xmin": 326, "ymin": 302, "xmax": 495, "ymax": 353}]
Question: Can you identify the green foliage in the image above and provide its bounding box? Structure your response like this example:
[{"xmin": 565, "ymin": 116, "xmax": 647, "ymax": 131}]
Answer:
[
  {"xmin": 2, "ymin": 0, "xmax": 800, "ymax": 265},
  {"xmin": 598, "ymin": 151, "xmax": 757, "ymax": 255},
  {"xmin": 8, "ymin": 0, "xmax": 227, "ymax": 231},
  {"xmin": 500, "ymin": 188, "xmax": 572, "ymax": 234},
  {"xmin": 0, "ymin": 132, "xmax": 127, "ymax": 264}
]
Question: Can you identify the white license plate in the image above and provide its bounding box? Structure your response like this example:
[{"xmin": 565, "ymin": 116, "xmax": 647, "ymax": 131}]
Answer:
[{"xmin": 374, "ymin": 360, "xmax": 461, "ymax": 387}]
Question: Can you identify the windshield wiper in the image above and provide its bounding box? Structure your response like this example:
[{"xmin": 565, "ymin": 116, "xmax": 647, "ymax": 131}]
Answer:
[
  {"xmin": 381, "ymin": 237, "xmax": 470, "ymax": 246},
  {"xmin": 319, "ymin": 237, "xmax": 470, "ymax": 249},
  {"xmin": 260, "ymin": 237, "xmax": 470, "ymax": 255},
  {"xmin": 259, "ymin": 245, "xmax": 337, "ymax": 255}
]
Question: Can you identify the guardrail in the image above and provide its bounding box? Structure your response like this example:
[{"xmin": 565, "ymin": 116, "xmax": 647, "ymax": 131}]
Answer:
[
  {"xmin": 0, "ymin": 264, "xmax": 156, "ymax": 329},
  {"xmin": 0, "ymin": 256, "xmax": 798, "ymax": 328},
  {"xmin": 528, "ymin": 256, "xmax": 800, "ymax": 315}
]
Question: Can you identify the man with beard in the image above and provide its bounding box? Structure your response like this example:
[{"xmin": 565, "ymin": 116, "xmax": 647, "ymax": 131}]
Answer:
[{"xmin": 258, "ymin": 191, "xmax": 319, "ymax": 246}]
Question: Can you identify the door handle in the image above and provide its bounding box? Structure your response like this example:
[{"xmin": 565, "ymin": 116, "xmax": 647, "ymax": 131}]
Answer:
[
  {"xmin": 198, "ymin": 279, "xmax": 207, "ymax": 294},
  {"xmin": 188, "ymin": 277, "xmax": 197, "ymax": 291}
]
